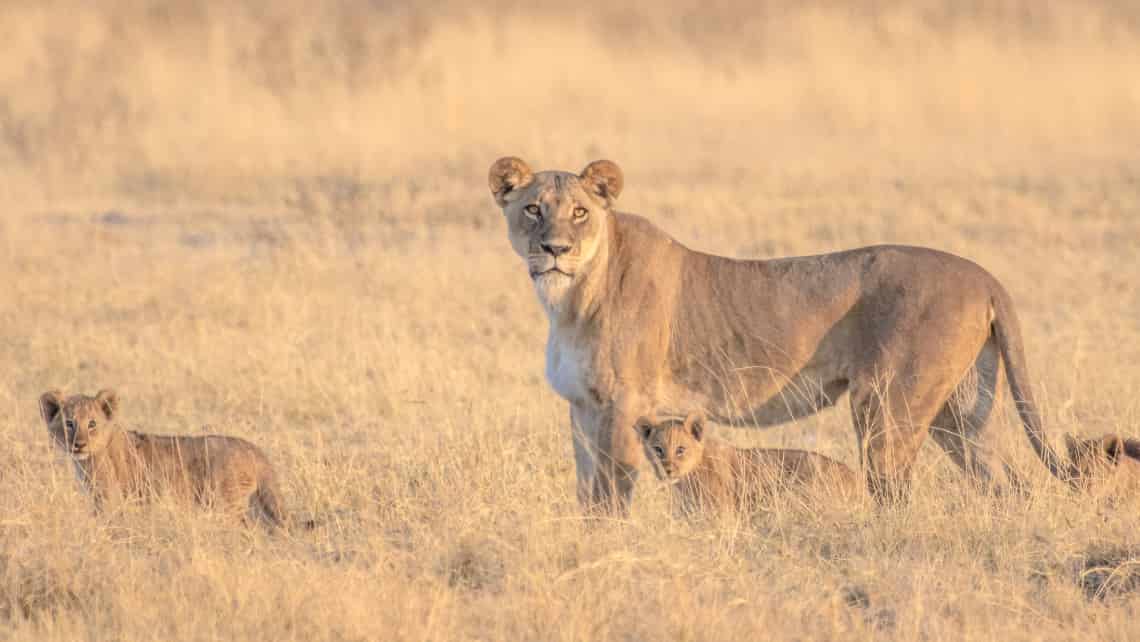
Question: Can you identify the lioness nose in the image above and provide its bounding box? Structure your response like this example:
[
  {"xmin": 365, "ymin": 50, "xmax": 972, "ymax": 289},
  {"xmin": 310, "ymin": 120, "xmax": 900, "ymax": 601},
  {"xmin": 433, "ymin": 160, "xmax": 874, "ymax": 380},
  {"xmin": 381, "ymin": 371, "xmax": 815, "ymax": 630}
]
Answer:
[{"xmin": 541, "ymin": 242, "xmax": 572, "ymax": 257}]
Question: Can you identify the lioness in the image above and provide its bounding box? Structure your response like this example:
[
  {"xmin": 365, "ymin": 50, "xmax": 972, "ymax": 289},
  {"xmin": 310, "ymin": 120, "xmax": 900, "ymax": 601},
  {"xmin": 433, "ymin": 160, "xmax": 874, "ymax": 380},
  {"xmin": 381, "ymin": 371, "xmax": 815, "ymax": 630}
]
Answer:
[
  {"xmin": 637, "ymin": 413, "xmax": 860, "ymax": 515},
  {"xmin": 1065, "ymin": 433, "xmax": 1140, "ymax": 495},
  {"xmin": 39, "ymin": 389, "xmax": 285, "ymax": 528},
  {"xmin": 488, "ymin": 157, "xmax": 1075, "ymax": 513}
]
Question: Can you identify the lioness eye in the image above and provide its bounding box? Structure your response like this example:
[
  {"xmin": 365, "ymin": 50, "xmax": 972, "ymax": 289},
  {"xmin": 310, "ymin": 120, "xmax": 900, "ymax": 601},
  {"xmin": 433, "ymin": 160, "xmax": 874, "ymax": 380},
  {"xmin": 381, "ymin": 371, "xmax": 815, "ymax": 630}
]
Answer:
[
  {"xmin": 676, "ymin": 446, "xmax": 685, "ymax": 457},
  {"xmin": 524, "ymin": 204, "xmax": 541, "ymax": 218},
  {"xmin": 88, "ymin": 420, "xmax": 97, "ymax": 430},
  {"xmin": 572, "ymin": 206, "xmax": 589, "ymax": 221},
  {"xmin": 653, "ymin": 446, "xmax": 665, "ymax": 458},
  {"xmin": 64, "ymin": 419, "xmax": 75, "ymax": 429}
]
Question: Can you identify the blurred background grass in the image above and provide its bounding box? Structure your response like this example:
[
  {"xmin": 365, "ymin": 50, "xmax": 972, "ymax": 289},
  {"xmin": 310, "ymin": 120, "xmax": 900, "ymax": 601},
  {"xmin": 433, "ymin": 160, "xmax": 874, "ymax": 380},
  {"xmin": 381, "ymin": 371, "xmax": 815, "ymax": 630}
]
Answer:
[
  {"xmin": 2, "ymin": 1, "xmax": 1138, "ymax": 207},
  {"xmin": 2, "ymin": 2, "xmax": 1140, "ymax": 640}
]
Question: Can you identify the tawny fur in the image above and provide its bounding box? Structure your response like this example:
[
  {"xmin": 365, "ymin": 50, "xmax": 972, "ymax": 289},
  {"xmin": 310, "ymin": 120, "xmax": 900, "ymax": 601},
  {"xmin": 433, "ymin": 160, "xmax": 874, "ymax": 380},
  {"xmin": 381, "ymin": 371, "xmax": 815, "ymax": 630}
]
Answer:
[
  {"xmin": 1065, "ymin": 433, "xmax": 1140, "ymax": 495},
  {"xmin": 39, "ymin": 389, "xmax": 285, "ymax": 529},
  {"xmin": 637, "ymin": 413, "xmax": 860, "ymax": 515},
  {"xmin": 488, "ymin": 157, "xmax": 1075, "ymax": 513}
]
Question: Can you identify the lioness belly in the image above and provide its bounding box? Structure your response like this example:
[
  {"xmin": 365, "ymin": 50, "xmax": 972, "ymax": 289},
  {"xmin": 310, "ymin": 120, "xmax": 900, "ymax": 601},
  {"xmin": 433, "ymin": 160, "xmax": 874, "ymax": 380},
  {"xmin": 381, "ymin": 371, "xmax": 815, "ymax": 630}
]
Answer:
[{"xmin": 672, "ymin": 371, "xmax": 848, "ymax": 427}]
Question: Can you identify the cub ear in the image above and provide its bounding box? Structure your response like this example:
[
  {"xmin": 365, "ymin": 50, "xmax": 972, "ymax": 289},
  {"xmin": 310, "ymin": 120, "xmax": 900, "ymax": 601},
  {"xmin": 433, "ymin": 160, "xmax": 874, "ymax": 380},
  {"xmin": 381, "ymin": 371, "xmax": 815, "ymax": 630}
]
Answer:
[
  {"xmin": 94, "ymin": 389, "xmax": 119, "ymax": 420},
  {"xmin": 488, "ymin": 157, "xmax": 534, "ymax": 207},
  {"xmin": 1121, "ymin": 438, "xmax": 1140, "ymax": 461},
  {"xmin": 1101, "ymin": 435, "xmax": 1125, "ymax": 463},
  {"xmin": 686, "ymin": 413, "xmax": 704, "ymax": 442},
  {"xmin": 635, "ymin": 417, "xmax": 654, "ymax": 441},
  {"xmin": 579, "ymin": 160, "xmax": 623, "ymax": 206},
  {"xmin": 39, "ymin": 390, "xmax": 64, "ymax": 426}
]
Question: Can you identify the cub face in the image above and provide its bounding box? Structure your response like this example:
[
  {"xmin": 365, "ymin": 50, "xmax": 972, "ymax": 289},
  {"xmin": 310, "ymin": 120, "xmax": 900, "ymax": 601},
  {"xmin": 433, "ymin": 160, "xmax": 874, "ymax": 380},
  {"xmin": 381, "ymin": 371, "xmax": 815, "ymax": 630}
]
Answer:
[
  {"xmin": 487, "ymin": 157, "xmax": 623, "ymax": 309},
  {"xmin": 1065, "ymin": 433, "xmax": 1140, "ymax": 489},
  {"xmin": 635, "ymin": 413, "xmax": 706, "ymax": 483},
  {"xmin": 39, "ymin": 390, "xmax": 119, "ymax": 460}
]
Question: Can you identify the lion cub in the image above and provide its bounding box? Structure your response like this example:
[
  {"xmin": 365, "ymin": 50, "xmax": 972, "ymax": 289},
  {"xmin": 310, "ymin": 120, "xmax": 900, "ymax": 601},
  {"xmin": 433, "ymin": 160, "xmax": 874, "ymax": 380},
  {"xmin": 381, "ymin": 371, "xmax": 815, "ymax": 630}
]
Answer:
[
  {"xmin": 1065, "ymin": 433, "xmax": 1140, "ymax": 495},
  {"xmin": 637, "ymin": 412, "xmax": 860, "ymax": 515},
  {"xmin": 39, "ymin": 389, "xmax": 285, "ymax": 528}
]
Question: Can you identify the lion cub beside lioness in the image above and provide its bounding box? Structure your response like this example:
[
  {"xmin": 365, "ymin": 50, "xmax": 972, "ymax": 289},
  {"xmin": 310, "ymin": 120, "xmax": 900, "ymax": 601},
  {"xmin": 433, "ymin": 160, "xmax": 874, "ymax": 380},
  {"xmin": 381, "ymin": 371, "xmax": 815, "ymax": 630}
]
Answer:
[
  {"xmin": 637, "ymin": 413, "xmax": 861, "ymax": 515},
  {"xmin": 39, "ymin": 389, "xmax": 285, "ymax": 528},
  {"xmin": 1065, "ymin": 433, "xmax": 1140, "ymax": 495}
]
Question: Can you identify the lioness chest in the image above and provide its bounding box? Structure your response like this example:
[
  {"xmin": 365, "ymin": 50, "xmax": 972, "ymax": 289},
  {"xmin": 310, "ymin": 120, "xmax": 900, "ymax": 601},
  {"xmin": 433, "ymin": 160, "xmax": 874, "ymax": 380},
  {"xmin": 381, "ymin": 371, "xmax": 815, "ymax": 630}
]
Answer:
[{"xmin": 545, "ymin": 329, "xmax": 595, "ymax": 404}]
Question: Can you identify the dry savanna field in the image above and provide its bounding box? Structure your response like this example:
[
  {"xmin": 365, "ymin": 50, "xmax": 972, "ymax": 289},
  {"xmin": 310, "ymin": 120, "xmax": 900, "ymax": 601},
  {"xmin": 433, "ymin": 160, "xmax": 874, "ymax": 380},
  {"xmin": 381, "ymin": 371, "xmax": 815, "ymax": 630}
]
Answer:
[{"xmin": 3, "ymin": 1, "xmax": 1140, "ymax": 640}]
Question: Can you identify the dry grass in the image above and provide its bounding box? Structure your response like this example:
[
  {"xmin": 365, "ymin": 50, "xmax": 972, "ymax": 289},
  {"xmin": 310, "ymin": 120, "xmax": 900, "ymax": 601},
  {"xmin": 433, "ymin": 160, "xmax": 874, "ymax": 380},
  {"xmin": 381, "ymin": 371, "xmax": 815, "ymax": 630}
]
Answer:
[{"xmin": 2, "ymin": 1, "xmax": 1140, "ymax": 639}]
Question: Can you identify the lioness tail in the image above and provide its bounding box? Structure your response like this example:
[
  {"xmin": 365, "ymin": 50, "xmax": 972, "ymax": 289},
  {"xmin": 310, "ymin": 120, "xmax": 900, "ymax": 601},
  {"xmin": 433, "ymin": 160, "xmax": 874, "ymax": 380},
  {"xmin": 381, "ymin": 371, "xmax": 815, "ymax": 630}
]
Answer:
[{"xmin": 991, "ymin": 286, "xmax": 1078, "ymax": 485}]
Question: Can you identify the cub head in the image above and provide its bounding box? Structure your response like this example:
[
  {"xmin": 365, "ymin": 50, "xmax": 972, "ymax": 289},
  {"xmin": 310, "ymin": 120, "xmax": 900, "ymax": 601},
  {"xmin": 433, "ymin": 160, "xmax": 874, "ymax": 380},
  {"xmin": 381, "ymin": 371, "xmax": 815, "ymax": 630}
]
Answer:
[
  {"xmin": 39, "ymin": 389, "xmax": 120, "ymax": 460},
  {"xmin": 1065, "ymin": 433, "xmax": 1140, "ymax": 490},
  {"xmin": 487, "ymin": 157, "xmax": 623, "ymax": 309},
  {"xmin": 635, "ymin": 412, "xmax": 706, "ymax": 483}
]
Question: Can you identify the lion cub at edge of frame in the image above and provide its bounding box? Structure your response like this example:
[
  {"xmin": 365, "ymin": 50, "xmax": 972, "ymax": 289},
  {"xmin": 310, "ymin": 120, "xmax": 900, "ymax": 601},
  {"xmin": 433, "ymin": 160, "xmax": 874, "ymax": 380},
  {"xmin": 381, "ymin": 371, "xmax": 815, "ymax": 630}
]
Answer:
[
  {"xmin": 636, "ymin": 412, "xmax": 862, "ymax": 515},
  {"xmin": 40, "ymin": 389, "xmax": 286, "ymax": 529},
  {"xmin": 1064, "ymin": 433, "xmax": 1140, "ymax": 496}
]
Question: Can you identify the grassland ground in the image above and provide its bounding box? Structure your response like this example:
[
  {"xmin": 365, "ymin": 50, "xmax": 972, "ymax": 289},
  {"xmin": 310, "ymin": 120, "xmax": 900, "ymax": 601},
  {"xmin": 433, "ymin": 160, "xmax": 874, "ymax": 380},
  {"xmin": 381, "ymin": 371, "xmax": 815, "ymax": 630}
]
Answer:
[{"xmin": 2, "ymin": 2, "xmax": 1139, "ymax": 640}]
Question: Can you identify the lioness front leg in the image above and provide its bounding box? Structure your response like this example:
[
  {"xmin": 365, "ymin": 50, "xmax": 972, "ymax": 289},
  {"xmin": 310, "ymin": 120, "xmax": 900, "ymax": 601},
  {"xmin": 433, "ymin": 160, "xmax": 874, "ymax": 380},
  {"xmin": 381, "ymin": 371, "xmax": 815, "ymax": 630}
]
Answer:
[
  {"xmin": 570, "ymin": 401, "xmax": 643, "ymax": 516},
  {"xmin": 570, "ymin": 403, "xmax": 600, "ymax": 510},
  {"xmin": 590, "ymin": 402, "xmax": 645, "ymax": 516}
]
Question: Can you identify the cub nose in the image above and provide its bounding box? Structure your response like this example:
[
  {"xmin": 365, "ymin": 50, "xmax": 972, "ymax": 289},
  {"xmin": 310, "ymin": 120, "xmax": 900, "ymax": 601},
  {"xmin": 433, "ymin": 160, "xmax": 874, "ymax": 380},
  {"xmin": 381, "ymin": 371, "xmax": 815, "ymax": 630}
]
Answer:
[{"xmin": 541, "ymin": 242, "xmax": 572, "ymax": 257}]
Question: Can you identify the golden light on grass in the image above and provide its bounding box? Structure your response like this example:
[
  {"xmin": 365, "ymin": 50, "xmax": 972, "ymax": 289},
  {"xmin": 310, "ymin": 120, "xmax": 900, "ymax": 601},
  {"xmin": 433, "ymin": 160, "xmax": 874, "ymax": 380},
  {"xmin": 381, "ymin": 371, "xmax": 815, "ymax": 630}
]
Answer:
[{"xmin": 1, "ymin": 1, "xmax": 1139, "ymax": 639}]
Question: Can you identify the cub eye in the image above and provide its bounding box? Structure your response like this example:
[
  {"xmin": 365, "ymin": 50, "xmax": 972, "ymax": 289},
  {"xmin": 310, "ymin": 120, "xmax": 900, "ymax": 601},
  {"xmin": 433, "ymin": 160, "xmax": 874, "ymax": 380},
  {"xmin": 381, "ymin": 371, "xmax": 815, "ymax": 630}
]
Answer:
[
  {"xmin": 64, "ymin": 420, "xmax": 76, "ymax": 430},
  {"xmin": 676, "ymin": 446, "xmax": 685, "ymax": 457},
  {"xmin": 572, "ymin": 206, "xmax": 589, "ymax": 222},
  {"xmin": 523, "ymin": 204, "xmax": 541, "ymax": 219},
  {"xmin": 88, "ymin": 420, "xmax": 97, "ymax": 431},
  {"xmin": 652, "ymin": 446, "xmax": 665, "ymax": 459}
]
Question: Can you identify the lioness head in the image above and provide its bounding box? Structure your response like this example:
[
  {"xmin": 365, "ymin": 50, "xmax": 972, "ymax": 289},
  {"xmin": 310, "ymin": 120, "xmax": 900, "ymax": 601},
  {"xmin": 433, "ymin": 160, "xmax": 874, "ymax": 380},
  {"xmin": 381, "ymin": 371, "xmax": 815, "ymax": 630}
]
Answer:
[
  {"xmin": 39, "ymin": 390, "xmax": 119, "ymax": 460},
  {"xmin": 487, "ymin": 157, "xmax": 623, "ymax": 310},
  {"xmin": 1065, "ymin": 433, "xmax": 1140, "ymax": 490},
  {"xmin": 636, "ymin": 412, "xmax": 706, "ymax": 483}
]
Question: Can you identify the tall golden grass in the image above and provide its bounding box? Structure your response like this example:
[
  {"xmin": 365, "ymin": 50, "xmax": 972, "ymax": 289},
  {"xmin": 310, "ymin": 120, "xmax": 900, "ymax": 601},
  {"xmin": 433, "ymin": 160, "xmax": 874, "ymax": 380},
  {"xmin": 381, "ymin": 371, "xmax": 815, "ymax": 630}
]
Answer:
[{"xmin": 2, "ymin": 1, "xmax": 1139, "ymax": 639}]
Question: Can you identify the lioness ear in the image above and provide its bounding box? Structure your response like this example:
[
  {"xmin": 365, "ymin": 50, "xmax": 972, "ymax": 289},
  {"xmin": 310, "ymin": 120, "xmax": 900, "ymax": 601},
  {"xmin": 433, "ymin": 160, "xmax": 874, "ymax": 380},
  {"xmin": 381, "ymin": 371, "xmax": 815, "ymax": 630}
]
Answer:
[
  {"xmin": 686, "ymin": 413, "xmax": 704, "ymax": 442},
  {"xmin": 488, "ymin": 157, "xmax": 534, "ymax": 207},
  {"xmin": 635, "ymin": 418, "xmax": 653, "ymax": 441},
  {"xmin": 95, "ymin": 389, "xmax": 118, "ymax": 420},
  {"xmin": 579, "ymin": 160, "xmax": 623, "ymax": 206},
  {"xmin": 39, "ymin": 390, "xmax": 64, "ymax": 426}
]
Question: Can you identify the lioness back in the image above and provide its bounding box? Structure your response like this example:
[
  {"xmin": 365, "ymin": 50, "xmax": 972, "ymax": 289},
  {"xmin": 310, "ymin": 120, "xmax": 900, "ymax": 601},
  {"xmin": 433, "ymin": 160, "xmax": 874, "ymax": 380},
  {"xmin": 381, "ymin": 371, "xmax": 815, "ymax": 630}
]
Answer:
[{"xmin": 39, "ymin": 389, "xmax": 285, "ymax": 528}]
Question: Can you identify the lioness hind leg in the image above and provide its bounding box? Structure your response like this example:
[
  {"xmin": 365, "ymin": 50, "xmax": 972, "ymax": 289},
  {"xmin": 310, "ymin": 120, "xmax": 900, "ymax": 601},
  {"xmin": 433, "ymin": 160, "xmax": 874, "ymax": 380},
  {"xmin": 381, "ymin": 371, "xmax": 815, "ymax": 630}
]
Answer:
[
  {"xmin": 928, "ymin": 336, "xmax": 1014, "ymax": 493},
  {"xmin": 849, "ymin": 365, "xmax": 961, "ymax": 504}
]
